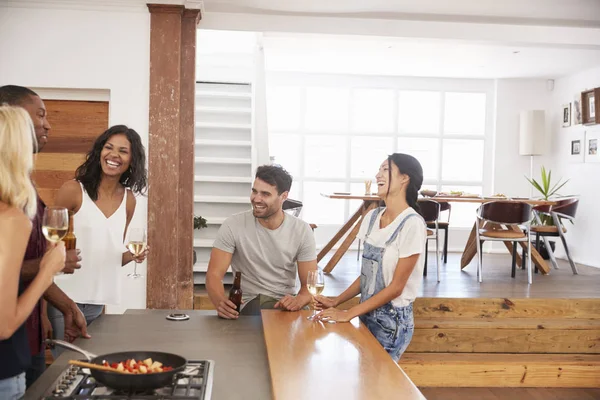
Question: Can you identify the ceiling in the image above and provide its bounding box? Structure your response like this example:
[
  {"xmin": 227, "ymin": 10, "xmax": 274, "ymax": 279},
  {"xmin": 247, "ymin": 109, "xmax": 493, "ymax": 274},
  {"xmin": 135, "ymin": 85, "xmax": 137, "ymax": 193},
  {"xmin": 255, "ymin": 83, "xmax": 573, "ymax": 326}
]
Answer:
[
  {"xmin": 198, "ymin": 30, "xmax": 600, "ymax": 79},
  {"xmin": 6, "ymin": 0, "xmax": 600, "ymax": 79}
]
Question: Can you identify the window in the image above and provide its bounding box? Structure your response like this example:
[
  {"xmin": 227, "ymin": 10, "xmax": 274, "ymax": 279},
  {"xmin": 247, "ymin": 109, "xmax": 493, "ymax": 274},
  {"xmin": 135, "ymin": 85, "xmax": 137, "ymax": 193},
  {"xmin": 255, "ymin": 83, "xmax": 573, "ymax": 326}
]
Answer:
[
  {"xmin": 398, "ymin": 91, "xmax": 440, "ymax": 135},
  {"xmin": 267, "ymin": 75, "xmax": 491, "ymax": 228},
  {"xmin": 266, "ymin": 86, "xmax": 303, "ymax": 131},
  {"xmin": 352, "ymin": 89, "xmax": 395, "ymax": 133},
  {"xmin": 305, "ymin": 87, "xmax": 349, "ymax": 131}
]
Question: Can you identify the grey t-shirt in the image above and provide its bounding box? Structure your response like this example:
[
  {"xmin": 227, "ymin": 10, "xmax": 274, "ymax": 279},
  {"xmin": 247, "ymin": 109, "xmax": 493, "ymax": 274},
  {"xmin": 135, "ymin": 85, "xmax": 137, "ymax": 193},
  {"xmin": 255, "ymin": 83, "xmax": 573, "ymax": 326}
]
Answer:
[{"xmin": 213, "ymin": 210, "xmax": 317, "ymax": 303}]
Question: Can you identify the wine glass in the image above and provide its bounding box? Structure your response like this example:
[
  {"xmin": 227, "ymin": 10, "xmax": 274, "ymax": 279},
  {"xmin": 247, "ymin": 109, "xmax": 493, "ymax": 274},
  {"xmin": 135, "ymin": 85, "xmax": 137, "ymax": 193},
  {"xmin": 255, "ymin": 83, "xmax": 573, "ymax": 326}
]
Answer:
[
  {"xmin": 126, "ymin": 228, "xmax": 146, "ymax": 279},
  {"xmin": 306, "ymin": 269, "xmax": 325, "ymax": 320},
  {"xmin": 42, "ymin": 207, "xmax": 69, "ymax": 275}
]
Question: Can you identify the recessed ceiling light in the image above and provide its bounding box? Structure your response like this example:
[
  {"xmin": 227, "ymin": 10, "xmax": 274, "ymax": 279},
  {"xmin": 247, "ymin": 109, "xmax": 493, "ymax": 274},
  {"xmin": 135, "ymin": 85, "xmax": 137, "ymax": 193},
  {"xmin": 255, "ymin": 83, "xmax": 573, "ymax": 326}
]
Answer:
[{"xmin": 513, "ymin": 51, "xmax": 520, "ymax": 54}]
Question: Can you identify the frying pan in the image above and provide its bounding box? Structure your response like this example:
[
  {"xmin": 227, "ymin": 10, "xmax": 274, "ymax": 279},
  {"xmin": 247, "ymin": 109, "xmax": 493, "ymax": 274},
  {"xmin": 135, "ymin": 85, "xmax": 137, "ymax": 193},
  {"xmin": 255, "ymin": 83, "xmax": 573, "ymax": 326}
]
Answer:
[{"xmin": 48, "ymin": 340, "xmax": 187, "ymax": 392}]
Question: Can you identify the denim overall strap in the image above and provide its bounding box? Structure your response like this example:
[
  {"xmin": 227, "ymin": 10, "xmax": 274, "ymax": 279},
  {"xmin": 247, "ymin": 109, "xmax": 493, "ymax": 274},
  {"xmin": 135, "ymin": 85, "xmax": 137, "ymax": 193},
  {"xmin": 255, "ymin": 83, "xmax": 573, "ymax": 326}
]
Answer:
[
  {"xmin": 364, "ymin": 207, "xmax": 383, "ymax": 241},
  {"xmin": 384, "ymin": 213, "xmax": 423, "ymax": 247}
]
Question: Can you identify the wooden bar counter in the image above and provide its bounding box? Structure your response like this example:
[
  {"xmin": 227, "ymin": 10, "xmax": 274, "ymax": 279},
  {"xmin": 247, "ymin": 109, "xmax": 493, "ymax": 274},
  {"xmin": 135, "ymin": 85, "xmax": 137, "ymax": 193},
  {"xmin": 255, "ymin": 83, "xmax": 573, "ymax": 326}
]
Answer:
[{"xmin": 262, "ymin": 310, "xmax": 426, "ymax": 400}]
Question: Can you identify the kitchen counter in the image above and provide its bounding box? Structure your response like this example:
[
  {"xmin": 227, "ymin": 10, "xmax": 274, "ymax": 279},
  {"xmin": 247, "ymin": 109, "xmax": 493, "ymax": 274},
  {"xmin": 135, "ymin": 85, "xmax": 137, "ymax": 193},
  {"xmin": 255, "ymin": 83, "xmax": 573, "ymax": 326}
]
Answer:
[
  {"xmin": 262, "ymin": 310, "xmax": 425, "ymax": 400},
  {"xmin": 25, "ymin": 310, "xmax": 272, "ymax": 400}
]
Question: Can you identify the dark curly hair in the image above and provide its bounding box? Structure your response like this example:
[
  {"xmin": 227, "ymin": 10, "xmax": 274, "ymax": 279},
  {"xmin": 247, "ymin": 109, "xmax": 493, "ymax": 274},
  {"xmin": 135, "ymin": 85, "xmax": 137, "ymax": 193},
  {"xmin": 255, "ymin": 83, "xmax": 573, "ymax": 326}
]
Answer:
[
  {"xmin": 255, "ymin": 164, "xmax": 292, "ymax": 195},
  {"xmin": 75, "ymin": 125, "xmax": 147, "ymax": 201}
]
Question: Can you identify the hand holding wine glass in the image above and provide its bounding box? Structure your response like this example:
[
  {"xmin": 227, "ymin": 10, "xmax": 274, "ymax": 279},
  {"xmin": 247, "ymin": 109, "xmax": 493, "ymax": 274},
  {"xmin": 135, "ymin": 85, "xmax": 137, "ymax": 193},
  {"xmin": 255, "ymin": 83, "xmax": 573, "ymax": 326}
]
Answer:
[
  {"xmin": 42, "ymin": 207, "xmax": 69, "ymax": 275},
  {"xmin": 306, "ymin": 269, "xmax": 325, "ymax": 320},
  {"xmin": 127, "ymin": 228, "xmax": 147, "ymax": 279},
  {"xmin": 40, "ymin": 242, "xmax": 67, "ymax": 277}
]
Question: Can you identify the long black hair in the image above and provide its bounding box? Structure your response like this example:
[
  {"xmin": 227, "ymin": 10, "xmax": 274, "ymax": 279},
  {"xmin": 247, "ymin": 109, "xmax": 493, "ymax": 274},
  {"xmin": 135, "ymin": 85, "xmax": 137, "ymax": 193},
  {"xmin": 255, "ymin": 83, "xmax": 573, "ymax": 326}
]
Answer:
[
  {"xmin": 387, "ymin": 153, "xmax": 423, "ymax": 212},
  {"xmin": 75, "ymin": 125, "xmax": 147, "ymax": 201}
]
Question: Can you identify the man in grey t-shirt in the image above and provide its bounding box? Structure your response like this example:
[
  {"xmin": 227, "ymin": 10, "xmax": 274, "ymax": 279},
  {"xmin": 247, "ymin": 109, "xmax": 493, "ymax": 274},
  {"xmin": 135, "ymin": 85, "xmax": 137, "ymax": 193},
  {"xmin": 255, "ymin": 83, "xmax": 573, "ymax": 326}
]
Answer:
[{"xmin": 207, "ymin": 165, "xmax": 317, "ymax": 319}]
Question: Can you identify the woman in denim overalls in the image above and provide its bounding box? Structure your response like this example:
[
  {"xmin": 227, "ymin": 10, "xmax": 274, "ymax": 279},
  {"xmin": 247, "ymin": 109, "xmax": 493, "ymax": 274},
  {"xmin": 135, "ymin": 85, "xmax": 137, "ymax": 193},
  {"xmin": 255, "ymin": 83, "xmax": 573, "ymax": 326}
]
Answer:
[{"xmin": 316, "ymin": 154, "xmax": 426, "ymax": 361}]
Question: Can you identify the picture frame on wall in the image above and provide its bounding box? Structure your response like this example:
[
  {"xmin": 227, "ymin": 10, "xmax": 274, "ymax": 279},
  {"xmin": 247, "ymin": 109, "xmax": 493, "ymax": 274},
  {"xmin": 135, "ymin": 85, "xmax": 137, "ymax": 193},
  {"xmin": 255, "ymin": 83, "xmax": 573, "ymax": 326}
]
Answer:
[
  {"xmin": 585, "ymin": 130, "xmax": 600, "ymax": 163},
  {"xmin": 573, "ymin": 94, "xmax": 582, "ymax": 125},
  {"xmin": 581, "ymin": 88, "xmax": 599, "ymax": 125},
  {"xmin": 562, "ymin": 103, "xmax": 571, "ymax": 127},
  {"xmin": 570, "ymin": 131, "xmax": 584, "ymax": 163}
]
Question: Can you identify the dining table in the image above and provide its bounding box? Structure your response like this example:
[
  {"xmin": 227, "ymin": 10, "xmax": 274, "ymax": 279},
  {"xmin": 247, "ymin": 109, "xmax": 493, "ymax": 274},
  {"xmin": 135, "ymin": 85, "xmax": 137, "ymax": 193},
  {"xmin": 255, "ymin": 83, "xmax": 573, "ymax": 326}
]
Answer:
[{"xmin": 319, "ymin": 193, "xmax": 557, "ymax": 275}]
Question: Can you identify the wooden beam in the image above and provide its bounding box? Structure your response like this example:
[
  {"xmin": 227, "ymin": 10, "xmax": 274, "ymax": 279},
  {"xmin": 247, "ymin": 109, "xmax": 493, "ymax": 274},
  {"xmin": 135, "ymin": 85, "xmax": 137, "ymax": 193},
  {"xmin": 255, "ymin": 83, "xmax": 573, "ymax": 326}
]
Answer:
[
  {"xmin": 407, "ymin": 327, "xmax": 600, "ymax": 354},
  {"xmin": 147, "ymin": 4, "xmax": 183, "ymax": 309},
  {"xmin": 400, "ymin": 353, "xmax": 600, "ymax": 387},
  {"xmin": 176, "ymin": 8, "xmax": 201, "ymax": 310},
  {"xmin": 322, "ymin": 201, "xmax": 378, "ymax": 273},
  {"xmin": 317, "ymin": 203, "xmax": 363, "ymax": 262}
]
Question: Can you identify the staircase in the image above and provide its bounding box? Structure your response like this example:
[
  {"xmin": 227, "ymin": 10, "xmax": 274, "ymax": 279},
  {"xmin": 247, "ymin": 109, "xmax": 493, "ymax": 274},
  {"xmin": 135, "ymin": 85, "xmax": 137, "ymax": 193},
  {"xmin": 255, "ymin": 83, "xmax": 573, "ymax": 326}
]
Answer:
[{"xmin": 193, "ymin": 81, "xmax": 255, "ymax": 285}]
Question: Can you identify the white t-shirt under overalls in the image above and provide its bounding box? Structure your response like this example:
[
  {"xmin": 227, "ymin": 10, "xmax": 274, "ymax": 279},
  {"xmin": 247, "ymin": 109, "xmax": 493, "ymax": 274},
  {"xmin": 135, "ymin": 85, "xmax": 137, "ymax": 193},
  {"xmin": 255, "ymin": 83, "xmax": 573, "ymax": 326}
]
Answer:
[{"xmin": 357, "ymin": 207, "xmax": 427, "ymax": 307}]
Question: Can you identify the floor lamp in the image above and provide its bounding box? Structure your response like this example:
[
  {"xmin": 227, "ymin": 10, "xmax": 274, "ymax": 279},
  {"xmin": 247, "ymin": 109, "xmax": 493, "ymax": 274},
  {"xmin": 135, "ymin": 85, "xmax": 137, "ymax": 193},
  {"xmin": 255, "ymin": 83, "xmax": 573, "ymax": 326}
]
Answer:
[{"xmin": 519, "ymin": 110, "xmax": 546, "ymax": 198}]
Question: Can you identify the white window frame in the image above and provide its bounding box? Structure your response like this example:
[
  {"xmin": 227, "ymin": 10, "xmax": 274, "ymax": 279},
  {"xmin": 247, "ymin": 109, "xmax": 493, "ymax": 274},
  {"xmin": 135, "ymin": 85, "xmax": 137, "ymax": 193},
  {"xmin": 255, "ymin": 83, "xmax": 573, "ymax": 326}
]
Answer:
[{"xmin": 267, "ymin": 72, "xmax": 495, "ymax": 227}]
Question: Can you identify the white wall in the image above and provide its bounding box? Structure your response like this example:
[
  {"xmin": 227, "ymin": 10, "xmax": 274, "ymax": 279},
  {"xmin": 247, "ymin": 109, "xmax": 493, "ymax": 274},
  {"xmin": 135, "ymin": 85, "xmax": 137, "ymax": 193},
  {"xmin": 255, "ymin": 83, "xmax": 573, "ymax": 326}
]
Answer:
[
  {"xmin": 542, "ymin": 67, "xmax": 600, "ymax": 268},
  {"xmin": 494, "ymin": 79, "xmax": 552, "ymax": 198},
  {"xmin": 0, "ymin": 6, "xmax": 151, "ymax": 312}
]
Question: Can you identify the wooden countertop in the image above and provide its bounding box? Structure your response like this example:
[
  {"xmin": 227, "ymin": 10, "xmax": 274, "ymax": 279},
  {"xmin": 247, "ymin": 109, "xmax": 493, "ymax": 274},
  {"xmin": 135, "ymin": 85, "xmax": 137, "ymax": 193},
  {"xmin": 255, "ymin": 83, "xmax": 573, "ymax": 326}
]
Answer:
[{"xmin": 261, "ymin": 310, "xmax": 425, "ymax": 400}]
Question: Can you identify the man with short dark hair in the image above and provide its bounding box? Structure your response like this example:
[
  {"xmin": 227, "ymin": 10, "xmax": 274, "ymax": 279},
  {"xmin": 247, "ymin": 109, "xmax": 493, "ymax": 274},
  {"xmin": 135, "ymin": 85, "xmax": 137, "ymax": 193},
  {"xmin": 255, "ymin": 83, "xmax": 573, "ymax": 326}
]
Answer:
[
  {"xmin": 207, "ymin": 165, "xmax": 317, "ymax": 318},
  {"xmin": 0, "ymin": 85, "xmax": 89, "ymax": 388}
]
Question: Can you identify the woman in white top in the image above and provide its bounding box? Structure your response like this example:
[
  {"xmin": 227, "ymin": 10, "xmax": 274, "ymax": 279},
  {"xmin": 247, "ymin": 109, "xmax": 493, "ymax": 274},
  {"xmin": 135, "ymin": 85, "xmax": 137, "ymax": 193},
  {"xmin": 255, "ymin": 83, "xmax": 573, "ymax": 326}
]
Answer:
[
  {"xmin": 48, "ymin": 125, "xmax": 148, "ymax": 350},
  {"xmin": 0, "ymin": 106, "xmax": 65, "ymax": 399},
  {"xmin": 316, "ymin": 153, "xmax": 426, "ymax": 361}
]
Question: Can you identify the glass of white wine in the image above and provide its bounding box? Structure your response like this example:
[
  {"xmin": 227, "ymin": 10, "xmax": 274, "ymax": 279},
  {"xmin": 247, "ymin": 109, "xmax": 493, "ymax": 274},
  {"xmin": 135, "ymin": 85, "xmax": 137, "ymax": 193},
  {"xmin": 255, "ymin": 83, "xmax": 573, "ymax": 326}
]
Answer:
[
  {"xmin": 42, "ymin": 207, "xmax": 69, "ymax": 276},
  {"xmin": 126, "ymin": 228, "xmax": 147, "ymax": 279},
  {"xmin": 306, "ymin": 269, "xmax": 325, "ymax": 320}
]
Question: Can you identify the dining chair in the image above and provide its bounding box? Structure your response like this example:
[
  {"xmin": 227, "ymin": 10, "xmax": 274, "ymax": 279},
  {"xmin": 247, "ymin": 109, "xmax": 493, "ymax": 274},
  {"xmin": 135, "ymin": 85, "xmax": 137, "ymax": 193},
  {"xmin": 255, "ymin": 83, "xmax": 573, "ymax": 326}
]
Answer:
[
  {"xmin": 283, "ymin": 199, "xmax": 317, "ymax": 231},
  {"xmin": 419, "ymin": 200, "xmax": 441, "ymax": 282},
  {"xmin": 475, "ymin": 201, "xmax": 534, "ymax": 284},
  {"xmin": 526, "ymin": 198, "xmax": 579, "ymax": 275},
  {"xmin": 427, "ymin": 202, "xmax": 450, "ymax": 263}
]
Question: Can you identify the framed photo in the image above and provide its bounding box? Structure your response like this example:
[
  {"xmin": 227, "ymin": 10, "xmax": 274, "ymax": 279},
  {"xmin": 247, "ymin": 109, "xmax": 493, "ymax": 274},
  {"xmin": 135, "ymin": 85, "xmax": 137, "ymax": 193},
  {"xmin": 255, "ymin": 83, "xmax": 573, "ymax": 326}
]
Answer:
[
  {"xmin": 562, "ymin": 103, "xmax": 571, "ymax": 127},
  {"xmin": 584, "ymin": 130, "xmax": 600, "ymax": 163},
  {"xmin": 582, "ymin": 88, "xmax": 599, "ymax": 125},
  {"xmin": 573, "ymin": 94, "xmax": 582, "ymax": 125},
  {"xmin": 570, "ymin": 130, "xmax": 585, "ymax": 163}
]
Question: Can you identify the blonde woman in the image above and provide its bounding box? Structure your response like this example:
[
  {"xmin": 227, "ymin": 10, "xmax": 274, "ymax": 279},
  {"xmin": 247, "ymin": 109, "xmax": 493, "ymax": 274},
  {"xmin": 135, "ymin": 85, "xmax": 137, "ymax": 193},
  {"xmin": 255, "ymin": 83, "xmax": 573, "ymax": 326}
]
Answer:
[{"xmin": 0, "ymin": 106, "xmax": 65, "ymax": 400}]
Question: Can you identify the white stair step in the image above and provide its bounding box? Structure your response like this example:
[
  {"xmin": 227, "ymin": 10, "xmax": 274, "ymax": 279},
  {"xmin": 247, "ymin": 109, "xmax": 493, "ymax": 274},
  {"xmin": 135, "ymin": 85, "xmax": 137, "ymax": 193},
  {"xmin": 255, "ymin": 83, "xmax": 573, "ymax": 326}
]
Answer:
[
  {"xmin": 195, "ymin": 122, "xmax": 251, "ymax": 130},
  {"xmin": 195, "ymin": 139, "xmax": 252, "ymax": 147},
  {"xmin": 196, "ymin": 106, "xmax": 251, "ymax": 114},
  {"xmin": 196, "ymin": 91, "xmax": 251, "ymax": 99},
  {"xmin": 205, "ymin": 217, "xmax": 227, "ymax": 224},
  {"xmin": 193, "ymin": 263, "xmax": 233, "ymax": 273},
  {"xmin": 193, "ymin": 239, "xmax": 214, "ymax": 248},
  {"xmin": 194, "ymin": 176, "xmax": 253, "ymax": 183},
  {"xmin": 194, "ymin": 196, "xmax": 249, "ymax": 204},
  {"xmin": 193, "ymin": 272, "xmax": 233, "ymax": 285},
  {"xmin": 195, "ymin": 157, "xmax": 252, "ymax": 164}
]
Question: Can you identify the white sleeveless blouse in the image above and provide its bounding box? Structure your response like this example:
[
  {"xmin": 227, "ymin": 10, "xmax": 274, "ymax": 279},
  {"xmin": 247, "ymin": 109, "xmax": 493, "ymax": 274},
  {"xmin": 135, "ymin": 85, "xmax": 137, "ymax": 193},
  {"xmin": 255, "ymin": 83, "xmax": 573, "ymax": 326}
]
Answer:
[{"xmin": 55, "ymin": 182, "xmax": 127, "ymax": 306}]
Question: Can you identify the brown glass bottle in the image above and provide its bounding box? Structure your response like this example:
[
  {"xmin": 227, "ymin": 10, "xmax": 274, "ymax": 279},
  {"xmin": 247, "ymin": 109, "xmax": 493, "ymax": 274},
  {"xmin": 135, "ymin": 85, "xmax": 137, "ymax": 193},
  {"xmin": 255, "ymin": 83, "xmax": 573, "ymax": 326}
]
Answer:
[
  {"xmin": 228, "ymin": 272, "xmax": 242, "ymax": 312},
  {"xmin": 62, "ymin": 211, "xmax": 77, "ymax": 250}
]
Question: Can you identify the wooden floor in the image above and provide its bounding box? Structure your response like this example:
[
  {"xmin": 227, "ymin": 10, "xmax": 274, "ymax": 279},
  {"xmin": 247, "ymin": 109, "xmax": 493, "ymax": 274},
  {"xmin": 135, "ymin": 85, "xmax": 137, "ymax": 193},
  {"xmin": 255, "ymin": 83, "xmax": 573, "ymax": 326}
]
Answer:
[
  {"xmin": 318, "ymin": 251, "xmax": 600, "ymax": 299},
  {"xmin": 194, "ymin": 251, "xmax": 600, "ymax": 299},
  {"xmin": 420, "ymin": 387, "xmax": 600, "ymax": 400}
]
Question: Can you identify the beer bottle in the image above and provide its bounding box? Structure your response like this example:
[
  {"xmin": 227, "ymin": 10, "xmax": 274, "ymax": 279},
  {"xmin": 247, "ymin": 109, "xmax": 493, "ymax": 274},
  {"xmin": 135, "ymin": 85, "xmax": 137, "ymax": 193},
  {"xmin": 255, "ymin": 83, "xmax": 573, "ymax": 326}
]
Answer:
[
  {"xmin": 62, "ymin": 211, "xmax": 77, "ymax": 250},
  {"xmin": 228, "ymin": 272, "xmax": 242, "ymax": 312}
]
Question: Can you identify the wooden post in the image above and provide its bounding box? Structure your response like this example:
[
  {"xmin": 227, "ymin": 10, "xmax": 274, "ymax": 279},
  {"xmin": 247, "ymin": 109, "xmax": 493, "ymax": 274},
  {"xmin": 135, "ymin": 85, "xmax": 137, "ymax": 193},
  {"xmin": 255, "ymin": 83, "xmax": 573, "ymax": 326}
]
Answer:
[{"xmin": 146, "ymin": 4, "xmax": 201, "ymax": 309}]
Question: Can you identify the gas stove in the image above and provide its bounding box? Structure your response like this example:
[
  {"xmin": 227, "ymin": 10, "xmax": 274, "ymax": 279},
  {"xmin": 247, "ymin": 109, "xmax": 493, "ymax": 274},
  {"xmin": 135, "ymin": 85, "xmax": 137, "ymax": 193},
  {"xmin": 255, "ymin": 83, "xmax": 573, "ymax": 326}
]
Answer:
[{"xmin": 40, "ymin": 360, "xmax": 214, "ymax": 399}]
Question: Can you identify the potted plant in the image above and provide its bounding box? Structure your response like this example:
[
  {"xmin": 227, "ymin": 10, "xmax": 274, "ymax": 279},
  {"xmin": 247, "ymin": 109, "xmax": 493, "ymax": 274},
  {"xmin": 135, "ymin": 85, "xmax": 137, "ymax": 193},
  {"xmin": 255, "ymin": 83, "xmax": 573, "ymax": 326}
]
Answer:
[
  {"xmin": 525, "ymin": 166, "xmax": 569, "ymax": 225},
  {"xmin": 525, "ymin": 166, "xmax": 569, "ymax": 258},
  {"xmin": 193, "ymin": 215, "xmax": 207, "ymax": 265}
]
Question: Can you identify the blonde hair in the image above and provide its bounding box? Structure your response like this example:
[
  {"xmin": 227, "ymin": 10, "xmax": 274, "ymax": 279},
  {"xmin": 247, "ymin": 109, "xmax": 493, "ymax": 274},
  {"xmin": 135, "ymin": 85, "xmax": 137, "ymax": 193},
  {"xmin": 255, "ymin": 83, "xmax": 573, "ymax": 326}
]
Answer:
[{"xmin": 0, "ymin": 105, "xmax": 37, "ymax": 218}]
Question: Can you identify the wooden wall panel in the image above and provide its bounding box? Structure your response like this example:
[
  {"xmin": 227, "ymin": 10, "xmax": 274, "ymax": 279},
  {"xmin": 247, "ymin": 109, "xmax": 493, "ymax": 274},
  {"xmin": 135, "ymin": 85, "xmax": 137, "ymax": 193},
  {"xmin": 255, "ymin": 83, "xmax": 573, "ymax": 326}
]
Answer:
[{"xmin": 33, "ymin": 100, "xmax": 108, "ymax": 206}]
